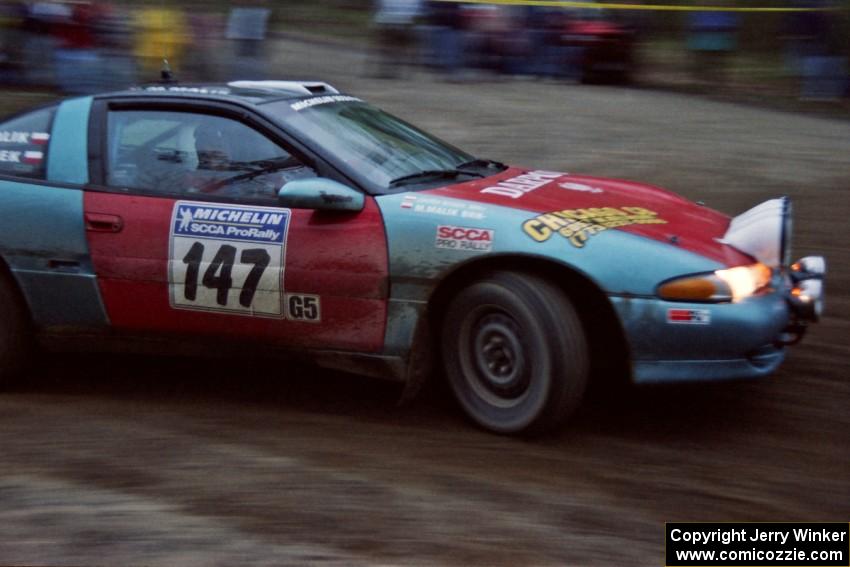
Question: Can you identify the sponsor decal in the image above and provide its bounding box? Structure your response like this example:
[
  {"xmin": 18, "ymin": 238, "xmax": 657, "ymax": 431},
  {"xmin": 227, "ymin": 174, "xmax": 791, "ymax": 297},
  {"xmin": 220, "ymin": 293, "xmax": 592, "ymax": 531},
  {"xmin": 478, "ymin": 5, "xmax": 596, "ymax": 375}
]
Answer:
[
  {"xmin": 522, "ymin": 206, "xmax": 667, "ymax": 248},
  {"xmin": 143, "ymin": 85, "xmax": 231, "ymax": 95},
  {"xmin": 667, "ymin": 308, "xmax": 711, "ymax": 324},
  {"xmin": 0, "ymin": 150, "xmax": 22, "ymax": 162},
  {"xmin": 0, "ymin": 131, "xmax": 50, "ymax": 145},
  {"xmin": 290, "ymin": 95, "xmax": 362, "ymax": 112},
  {"xmin": 558, "ymin": 181, "xmax": 603, "ymax": 194},
  {"xmin": 22, "ymin": 151, "xmax": 43, "ymax": 164},
  {"xmin": 169, "ymin": 202, "xmax": 291, "ymax": 317},
  {"xmin": 0, "ymin": 131, "xmax": 33, "ymax": 144},
  {"xmin": 401, "ymin": 195, "xmax": 486, "ymax": 219},
  {"xmin": 481, "ymin": 170, "xmax": 563, "ymax": 199},
  {"xmin": 285, "ymin": 293, "xmax": 321, "ymax": 322},
  {"xmin": 436, "ymin": 225, "xmax": 494, "ymax": 252}
]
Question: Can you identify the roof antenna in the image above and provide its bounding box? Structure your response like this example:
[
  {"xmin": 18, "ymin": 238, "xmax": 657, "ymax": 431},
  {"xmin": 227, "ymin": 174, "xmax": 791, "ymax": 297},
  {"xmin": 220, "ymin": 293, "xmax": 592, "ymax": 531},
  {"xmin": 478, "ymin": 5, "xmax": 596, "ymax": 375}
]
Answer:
[{"xmin": 160, "ymin": 58, "xmax": 176, "ymax": 83}]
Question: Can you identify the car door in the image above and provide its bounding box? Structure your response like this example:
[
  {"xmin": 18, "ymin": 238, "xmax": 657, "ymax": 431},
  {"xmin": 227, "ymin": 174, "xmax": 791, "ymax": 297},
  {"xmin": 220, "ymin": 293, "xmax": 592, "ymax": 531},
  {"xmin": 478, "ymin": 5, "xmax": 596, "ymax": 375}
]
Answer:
[
  {"xmin": 0, "ymin": 97, "xmax": 107, "ymax": 329},
  {"xmin": 84, "ymin": 100, "xmax": 389, "ymax": 352}
]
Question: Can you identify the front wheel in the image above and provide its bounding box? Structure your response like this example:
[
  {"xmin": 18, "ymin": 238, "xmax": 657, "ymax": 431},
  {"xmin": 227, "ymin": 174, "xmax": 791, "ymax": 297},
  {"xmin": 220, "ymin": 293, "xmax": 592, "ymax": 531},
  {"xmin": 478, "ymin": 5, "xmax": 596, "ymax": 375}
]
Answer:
[{"xmin": 441, "ymin": 271, "xmax": 589, "ymax": 435}]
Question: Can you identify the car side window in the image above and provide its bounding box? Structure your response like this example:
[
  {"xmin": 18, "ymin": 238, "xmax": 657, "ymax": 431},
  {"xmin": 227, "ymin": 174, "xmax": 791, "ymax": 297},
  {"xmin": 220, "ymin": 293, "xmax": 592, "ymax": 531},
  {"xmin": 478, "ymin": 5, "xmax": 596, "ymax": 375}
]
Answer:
[
  {"xmin": 0, "ymin": 106, "xmax": 56, "ymax": 180},
  {"xmin": 106, "ymin": 110, "xmax": 316, "ymax": 201}
]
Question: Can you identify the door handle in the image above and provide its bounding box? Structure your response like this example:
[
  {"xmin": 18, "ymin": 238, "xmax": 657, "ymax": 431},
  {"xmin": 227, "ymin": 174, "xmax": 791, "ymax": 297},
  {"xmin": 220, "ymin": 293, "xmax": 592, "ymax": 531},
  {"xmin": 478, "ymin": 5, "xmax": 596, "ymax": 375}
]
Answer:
[
  {"xmin": 47, "ymin": 258, "xmax": 80, "ymax": 272},
  {"xmin": 85, "ymin": 213, "xmax": 123, "ymax": 233}
]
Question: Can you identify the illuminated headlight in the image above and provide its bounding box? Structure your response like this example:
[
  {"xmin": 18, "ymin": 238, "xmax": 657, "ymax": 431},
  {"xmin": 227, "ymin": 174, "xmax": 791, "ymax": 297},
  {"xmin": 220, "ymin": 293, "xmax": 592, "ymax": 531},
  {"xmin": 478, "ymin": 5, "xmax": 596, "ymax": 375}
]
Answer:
[
  {"xmin": 714, "ymin": 263, "xmax": 774, "ymax": 301},
  {"xmin": 658, "ymin": 263, "xmax": 772, "ymax": 303}
]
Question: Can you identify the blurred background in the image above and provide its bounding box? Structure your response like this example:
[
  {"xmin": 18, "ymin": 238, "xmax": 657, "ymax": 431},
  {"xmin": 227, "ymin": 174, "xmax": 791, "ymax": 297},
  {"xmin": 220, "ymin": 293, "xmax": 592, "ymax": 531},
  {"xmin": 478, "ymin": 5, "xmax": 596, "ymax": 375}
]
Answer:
[{"xmin": 0, "ymin": 0, "xmax": 847, "ymax": 106}]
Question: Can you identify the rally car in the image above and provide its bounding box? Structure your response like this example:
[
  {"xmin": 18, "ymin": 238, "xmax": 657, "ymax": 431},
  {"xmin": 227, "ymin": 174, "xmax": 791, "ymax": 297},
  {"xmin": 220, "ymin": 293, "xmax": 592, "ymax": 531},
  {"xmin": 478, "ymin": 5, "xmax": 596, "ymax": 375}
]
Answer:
[{"xmin": 0, "ymin": 81, "xmax": 825, "ymax": 434}]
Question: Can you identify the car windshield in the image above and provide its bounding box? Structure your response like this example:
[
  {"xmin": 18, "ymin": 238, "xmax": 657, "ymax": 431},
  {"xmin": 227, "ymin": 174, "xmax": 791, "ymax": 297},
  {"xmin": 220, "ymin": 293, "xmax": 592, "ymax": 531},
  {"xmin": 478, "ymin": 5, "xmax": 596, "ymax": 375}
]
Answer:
[{"xmin": 265, "ymin": 98, "xmax": 479, "ymax": 194}]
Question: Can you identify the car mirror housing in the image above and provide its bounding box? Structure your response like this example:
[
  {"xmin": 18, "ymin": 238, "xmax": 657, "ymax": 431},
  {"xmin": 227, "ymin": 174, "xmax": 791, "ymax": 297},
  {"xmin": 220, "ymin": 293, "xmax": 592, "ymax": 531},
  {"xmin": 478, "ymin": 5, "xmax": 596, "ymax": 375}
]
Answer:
[{"xmin": 277, "ymin": 178, "xmax": 364, "ymax": 212}]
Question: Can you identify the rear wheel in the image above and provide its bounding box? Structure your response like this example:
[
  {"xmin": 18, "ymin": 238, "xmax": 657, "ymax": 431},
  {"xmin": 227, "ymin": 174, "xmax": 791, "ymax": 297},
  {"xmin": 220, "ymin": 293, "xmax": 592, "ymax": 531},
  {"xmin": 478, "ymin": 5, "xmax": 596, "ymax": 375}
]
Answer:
[
  {"xmin": 0, "ymin": 274, "xmax": 32, "ymax": 388},
  {"xmin": 441, "ymin": 271, "xmax": 589, "ymax": 435}
]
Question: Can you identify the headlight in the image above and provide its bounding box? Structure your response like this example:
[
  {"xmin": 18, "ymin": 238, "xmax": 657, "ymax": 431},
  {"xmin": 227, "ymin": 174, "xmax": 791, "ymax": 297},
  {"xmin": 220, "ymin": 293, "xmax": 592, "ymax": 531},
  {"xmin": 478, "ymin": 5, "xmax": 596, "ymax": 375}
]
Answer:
[{"xmin": 657, "ymin": 263, "xmax": 772, "ymax": 303}]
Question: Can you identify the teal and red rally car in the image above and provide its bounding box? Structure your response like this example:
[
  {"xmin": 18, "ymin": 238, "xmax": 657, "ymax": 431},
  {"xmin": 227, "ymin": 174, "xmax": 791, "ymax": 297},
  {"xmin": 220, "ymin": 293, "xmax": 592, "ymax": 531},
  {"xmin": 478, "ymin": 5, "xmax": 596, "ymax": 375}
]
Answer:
[{"xmin": 0, "ymin": 81, "xmax": 826, "ymax": 434}]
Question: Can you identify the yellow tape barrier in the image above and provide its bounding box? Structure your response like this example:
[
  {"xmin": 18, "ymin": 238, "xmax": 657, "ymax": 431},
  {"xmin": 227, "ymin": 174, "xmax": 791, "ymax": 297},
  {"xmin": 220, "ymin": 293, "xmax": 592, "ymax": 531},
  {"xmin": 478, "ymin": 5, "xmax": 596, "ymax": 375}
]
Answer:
[{"xmin": 433, "ymin": 0, "xmax": 838, "ymax": 12}]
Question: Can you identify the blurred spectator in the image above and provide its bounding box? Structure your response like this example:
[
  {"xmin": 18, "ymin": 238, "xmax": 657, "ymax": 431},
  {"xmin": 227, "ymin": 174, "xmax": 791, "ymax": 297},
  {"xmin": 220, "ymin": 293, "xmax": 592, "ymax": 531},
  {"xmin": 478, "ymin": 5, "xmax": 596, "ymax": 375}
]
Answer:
[
  {"xmin": 371, "ymin": 0, "xmax": 421, "ymax": 79},
  {"xmin": 187, "ymin": 12, "xmax": 223, "ymax": 82},
  {"xmin": 225, "ymin": 0, "xmax": 270, "ymax": 80},
  {"xmin": 686, "ymin": 9, "xmax": 739, "ymax": 85},
  {"xmin": 422, "ymin": 0, "xmax": 464, "ymax": 78},
  {"xmin": 783, "ymin": 1, "xmax": 848, "ymax": 100},
  {"xmin": 783, "ymin": 3, "xmax": 828, "ymax": 75},
  {"xmin": 463, "ymin": 5, "xmax": 510, "ymax": 74},
  {"xmin": 525, "ymin": 7, "xmax": 570, "ymax": 79},
  {"xmin": 0, "ymin": 1, "xmax": 28, "ymax": 85},
  {"xmin": 95, "ymin": 4, "xmax": 136, "ymax": 91},
  {"xmin": 52, "ymin": 1, "xmax": 108, "ymax": 94},
  {"xmin": 133, "ymin": 6, "xmax": 189, "ymax": 79},
  {"xmin": 21, "ymin": 2, "xmax": 68, "ymax": 86}
]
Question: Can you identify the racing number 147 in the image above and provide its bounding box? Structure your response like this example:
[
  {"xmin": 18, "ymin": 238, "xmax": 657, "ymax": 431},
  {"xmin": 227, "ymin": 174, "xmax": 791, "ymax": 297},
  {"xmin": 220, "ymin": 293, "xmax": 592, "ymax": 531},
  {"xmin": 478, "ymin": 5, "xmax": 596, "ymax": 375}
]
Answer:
[{"xmin": 182, "ymin": 242, "xmax": 270, "ymax": 307}]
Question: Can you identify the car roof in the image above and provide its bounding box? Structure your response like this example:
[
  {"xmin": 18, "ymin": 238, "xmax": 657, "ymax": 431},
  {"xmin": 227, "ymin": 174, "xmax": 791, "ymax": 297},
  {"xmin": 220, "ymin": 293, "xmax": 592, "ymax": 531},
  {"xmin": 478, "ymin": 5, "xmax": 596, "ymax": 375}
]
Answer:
[{"xmin": 98, "ymin": 80, "xmax": 342, "ymax": 105}]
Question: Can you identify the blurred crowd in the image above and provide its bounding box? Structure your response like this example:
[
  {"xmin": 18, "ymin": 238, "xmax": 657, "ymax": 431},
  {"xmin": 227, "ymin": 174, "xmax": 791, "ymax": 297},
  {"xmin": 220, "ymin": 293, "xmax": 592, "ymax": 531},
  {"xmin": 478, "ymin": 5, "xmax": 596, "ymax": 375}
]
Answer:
[
  {"xmin": 373, "ymin": 0, "xmax": 850, "ymax": 100},
  {"xmin": 0, "ymin": 0, "xmax": 271, "ymax": 93},
  {"xmin": 0, "ymin": 0, "xmax": 846, "ymax": 101},
  {"xmin": 374, "ymin": 1, "xmax": 639, "ymax": 83}
]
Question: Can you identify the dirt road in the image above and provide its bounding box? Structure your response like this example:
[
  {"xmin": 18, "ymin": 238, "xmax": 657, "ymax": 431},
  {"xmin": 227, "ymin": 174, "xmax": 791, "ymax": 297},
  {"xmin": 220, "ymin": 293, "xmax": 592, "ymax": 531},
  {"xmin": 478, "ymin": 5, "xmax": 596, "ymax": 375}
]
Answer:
[{"xmin": 1, "ymin": 39, "xmax": 848, "ymax": 566}]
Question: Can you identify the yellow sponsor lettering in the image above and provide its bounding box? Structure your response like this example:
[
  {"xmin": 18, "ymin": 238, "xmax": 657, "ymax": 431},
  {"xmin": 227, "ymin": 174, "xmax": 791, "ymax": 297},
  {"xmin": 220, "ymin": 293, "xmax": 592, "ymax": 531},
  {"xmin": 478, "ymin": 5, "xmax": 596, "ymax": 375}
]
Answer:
[
  {"xmin": 522, "ymin": 219, "xmax": 552, "ymax": 242},
  {"xmin": 537, "ymin": 213, "xmax": 571, "ymax": 231},
  {"xmin": 522, "ymin": 206, "xmax": 667, "ymax": 248}
]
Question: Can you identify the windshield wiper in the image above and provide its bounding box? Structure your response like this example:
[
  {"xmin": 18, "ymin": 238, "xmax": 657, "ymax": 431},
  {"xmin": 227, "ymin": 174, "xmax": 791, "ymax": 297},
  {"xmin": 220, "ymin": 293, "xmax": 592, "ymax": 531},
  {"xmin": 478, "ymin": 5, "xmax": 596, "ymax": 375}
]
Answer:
[
  {"xmin": 390, "ymin": 168, "xmax": 484, "ymax": 187},
  {"xmin": 455, "ymin": 158, "xmax": 507, "ymax": 171},
  {"xmin": 213, "ymin": 156, "xmax": 303, "ymax": 186}
]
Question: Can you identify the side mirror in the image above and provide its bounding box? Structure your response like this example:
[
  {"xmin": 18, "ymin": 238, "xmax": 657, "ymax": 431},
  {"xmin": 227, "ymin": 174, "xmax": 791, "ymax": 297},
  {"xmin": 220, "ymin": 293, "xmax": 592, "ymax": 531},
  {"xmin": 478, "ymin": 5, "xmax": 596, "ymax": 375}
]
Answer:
[{"xmin": 277, "ymin": 177, "xmax": 364, "ymax": 212}]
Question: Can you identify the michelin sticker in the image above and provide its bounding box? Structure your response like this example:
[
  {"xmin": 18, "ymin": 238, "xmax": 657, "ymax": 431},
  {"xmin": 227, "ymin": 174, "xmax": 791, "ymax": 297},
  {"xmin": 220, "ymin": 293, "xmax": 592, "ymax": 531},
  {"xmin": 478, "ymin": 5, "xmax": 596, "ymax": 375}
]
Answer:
[{"xmin": 169, "ymin": 201, "xmax": 290, "ymax": 317}]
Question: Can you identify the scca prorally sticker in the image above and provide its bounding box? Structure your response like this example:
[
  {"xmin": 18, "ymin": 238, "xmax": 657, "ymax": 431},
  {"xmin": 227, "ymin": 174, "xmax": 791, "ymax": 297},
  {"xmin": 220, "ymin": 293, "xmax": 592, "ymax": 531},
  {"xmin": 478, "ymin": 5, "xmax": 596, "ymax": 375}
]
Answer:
[
  {"xmin": 436, "ymin": 225, "xmax": 494, "ymax": 252},
  {"xmin": 169, "ymin": 201, "xmax": 290, "ymax": 317},
  {"xmin": 667, "ymin": 309, "xmax": 711, "ymax": 325},
  {"xmin": 481, "ymin": 170, "xmax": 564, "ymax": 199},
  {"xmin": 285, "ymin": 293, "xmax": 321, "ymax": 323},
  {"xmin": 522, "ymin": 206, "xmax": 667, "ymax": 248},
  {"xmin": 400, "ymin": 195, "xmax": 486, "ymax": 220}
]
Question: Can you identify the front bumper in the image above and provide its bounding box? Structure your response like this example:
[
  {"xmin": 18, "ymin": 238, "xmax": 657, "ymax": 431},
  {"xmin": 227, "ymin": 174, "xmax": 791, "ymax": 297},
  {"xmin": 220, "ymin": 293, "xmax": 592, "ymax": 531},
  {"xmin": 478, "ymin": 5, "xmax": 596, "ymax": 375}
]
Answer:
[
  {"xmin": 611, "ymin": 255, "xmax": 826, "ymax": 384},
  {"xmin": 632, "ymin": 346, "xmax": 785, "ymax": 384}
]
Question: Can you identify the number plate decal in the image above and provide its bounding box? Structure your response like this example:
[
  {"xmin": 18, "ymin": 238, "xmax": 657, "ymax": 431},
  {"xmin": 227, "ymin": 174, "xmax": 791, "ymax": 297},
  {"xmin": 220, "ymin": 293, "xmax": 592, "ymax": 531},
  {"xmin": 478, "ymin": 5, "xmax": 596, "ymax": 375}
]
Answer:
[{"xmin": 168, "ymin": 201, "xmax": 291, "ymax": 317}]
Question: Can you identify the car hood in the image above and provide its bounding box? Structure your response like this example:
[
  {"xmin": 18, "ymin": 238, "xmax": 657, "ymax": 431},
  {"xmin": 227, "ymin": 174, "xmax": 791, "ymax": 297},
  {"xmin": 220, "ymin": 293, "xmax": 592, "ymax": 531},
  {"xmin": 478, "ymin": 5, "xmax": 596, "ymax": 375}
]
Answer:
[{"xmin": 425, "ymin": 167, "xmax": 753, "ymax": 267}]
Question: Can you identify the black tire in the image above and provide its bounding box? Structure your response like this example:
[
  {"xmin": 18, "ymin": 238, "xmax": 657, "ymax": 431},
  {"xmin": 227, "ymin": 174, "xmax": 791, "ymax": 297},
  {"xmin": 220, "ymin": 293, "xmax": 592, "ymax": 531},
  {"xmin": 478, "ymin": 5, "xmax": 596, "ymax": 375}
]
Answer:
[
  {"xmin": 0, "ymin": 273, "xmax": 33, "ymax": 388},
  {"xmin": 441, "ymin": 271, "xmax": 589, "ymax": 435}
]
